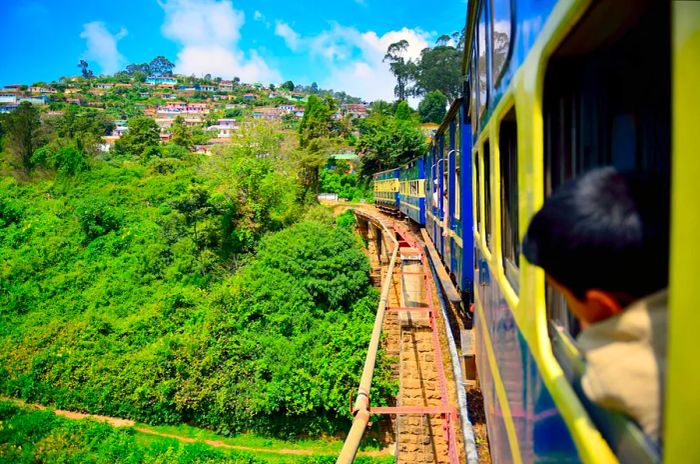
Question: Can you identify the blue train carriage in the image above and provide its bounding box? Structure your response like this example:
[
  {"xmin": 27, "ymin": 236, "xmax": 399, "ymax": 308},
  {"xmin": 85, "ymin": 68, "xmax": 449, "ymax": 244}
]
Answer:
[
  {"xmin": 399, "ymin": 158, "xmax": 426, "ymax": 225},
  {"xmin": 425, "ymin": 97, "xmax": 475, "ymax": 298},
  {"xmin": 372, "ymin": 167, "xmax": 400, "ymax": 212},
  {"xmin": 465, "ymin": 0, "xmax": 687, "ymax": 462}
]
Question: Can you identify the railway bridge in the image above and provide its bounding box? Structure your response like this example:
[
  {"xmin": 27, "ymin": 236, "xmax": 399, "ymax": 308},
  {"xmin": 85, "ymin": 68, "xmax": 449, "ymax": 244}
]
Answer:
[{"xmin": 337, "ymin": 207, "xmax": 482, "ymax": 464}]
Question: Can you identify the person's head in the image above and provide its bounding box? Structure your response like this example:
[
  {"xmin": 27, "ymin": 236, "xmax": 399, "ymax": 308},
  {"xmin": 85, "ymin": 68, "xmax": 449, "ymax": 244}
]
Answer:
[{"xmin": 522, "ymin": 167, "xmax": 670, "ymax": 325}]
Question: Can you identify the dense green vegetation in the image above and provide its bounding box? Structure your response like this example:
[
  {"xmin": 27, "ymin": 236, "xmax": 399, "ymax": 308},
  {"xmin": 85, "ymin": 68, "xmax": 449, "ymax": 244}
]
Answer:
[
  {"xmin": 0, "ymin": 401, "xmax": 392, "ymax": 463},
  {"xmin": 0, "ymin": 116, "xmax": 394, "ymax": 441}
]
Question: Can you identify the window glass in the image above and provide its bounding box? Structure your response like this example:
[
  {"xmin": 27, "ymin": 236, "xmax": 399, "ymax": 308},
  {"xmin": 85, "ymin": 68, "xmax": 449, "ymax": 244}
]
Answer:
[
  {"xmin": 443, "ymin": 130, "xmax": 449, "ymax": 221},
  {"xmin": 471, "ymin": 46, "xmax": 478, "ymax": 130},
  {"xmin": 455, "ymin": 109, "xmax": 462, "ymax": 221},
  {"xmin": 499, "ymin": 108, "xmax": 518, "ymax": 290},
  {"xmin": 483, "ymin": 140, "xmax": 492, "ymax": 251},
  {"xmin": 491, "ymin": 0, "xmax": 513, "ymax": 85},
  {"xmin": 478, "ymin": 3, "xmax": 488, "ymax": 117},
  {"xmin": 432, "ymin": 144, "xmax": 439, "ymax": 210},
  {"xmin": 475, "ymin": 150, "xmax": 481, "ymax": 231}
]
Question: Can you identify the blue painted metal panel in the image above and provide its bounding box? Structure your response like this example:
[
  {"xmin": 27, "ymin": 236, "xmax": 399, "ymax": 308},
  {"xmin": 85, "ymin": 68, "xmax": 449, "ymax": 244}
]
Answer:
[
  {"xmin": 475, "ymin": 248, "xmax": 580, "ymax": 462},
  {"xmin": 461, "ymin": 105, "xmax": 475, "ymax": 294},
  {"xmin": 472, "ymin": 0, "xmax": 558, "ymax": 128}
]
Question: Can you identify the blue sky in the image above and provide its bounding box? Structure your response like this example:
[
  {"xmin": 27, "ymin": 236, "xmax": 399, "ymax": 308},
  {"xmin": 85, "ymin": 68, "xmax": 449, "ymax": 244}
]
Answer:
[{"xmin": 0, "ymin": 0, "xmax": 466, "ymax": 101}]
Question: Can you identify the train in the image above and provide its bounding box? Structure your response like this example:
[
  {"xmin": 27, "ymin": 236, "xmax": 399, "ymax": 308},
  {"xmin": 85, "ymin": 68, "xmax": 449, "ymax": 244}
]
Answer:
[{"xmin": 373, "ymin": 0, "xmax": 699, "ymax": 462}]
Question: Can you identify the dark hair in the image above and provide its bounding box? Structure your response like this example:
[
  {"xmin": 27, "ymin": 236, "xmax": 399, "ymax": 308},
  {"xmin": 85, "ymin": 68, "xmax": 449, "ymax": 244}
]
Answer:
[{"xmin": 522, "ymin": 167, "xmax": 670, "ymax": 300}]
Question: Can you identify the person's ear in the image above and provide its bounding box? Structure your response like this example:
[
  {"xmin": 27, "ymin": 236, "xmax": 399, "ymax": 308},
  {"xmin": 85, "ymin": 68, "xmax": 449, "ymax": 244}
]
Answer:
[{"xmin": 584, "ymin": 289, "xmax": 625, "ymax": 321}]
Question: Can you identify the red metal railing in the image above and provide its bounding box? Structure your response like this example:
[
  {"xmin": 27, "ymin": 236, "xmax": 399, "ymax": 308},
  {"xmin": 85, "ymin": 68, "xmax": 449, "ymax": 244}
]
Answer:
[{"xmin": 337, "ymin": 212, "xmax": 460, "ymax": 463}]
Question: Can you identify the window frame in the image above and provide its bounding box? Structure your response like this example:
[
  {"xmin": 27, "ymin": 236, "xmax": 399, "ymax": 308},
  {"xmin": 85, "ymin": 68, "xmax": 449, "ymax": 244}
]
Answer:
[
  {"xmin": 483, "ymin": 139, "xmax": 493, "ymax": 253},
  {"xmin": 490, "ymin": 0, "xmax": 516, "ymax": 87},
  {"xmin": 498, "ymin": 106, "xmax": 520, "ymax": 292},
  {"xmin": 477, "ymin": 1, "xmax": 489, "ymax": 120}
]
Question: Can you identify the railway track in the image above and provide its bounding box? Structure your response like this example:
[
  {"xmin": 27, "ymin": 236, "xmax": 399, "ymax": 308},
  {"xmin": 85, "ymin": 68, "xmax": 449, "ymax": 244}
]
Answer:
[{"xmin": 338, "ymin": 206, "xmax": 477, "ymax": 464}]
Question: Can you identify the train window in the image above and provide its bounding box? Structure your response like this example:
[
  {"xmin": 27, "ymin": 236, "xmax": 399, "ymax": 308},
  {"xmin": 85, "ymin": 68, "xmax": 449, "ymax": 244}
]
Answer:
[
  {"xmin": 431, "ymin": 145, "xmax": 438, "ymax": 211},
  {"xmin": 475, "ymin": 150, "xmax": 481, "ymax": 231},
  {"xmin": 491, "ymin": 0, "xmax": 513, "ymax": 85},
  {"xmin": 543, "ymin": 1, "xmax": 670, "ymax": 340},
  {"xmin": 499, "ymin": 108, "xmax": 518, "ymax": 290},
  {"xmin": 454, "ymin": 110, "xmax": 462, "ymax": 221},
  {"xmin": 483, "ymin": 140, "xmax": 492, "ymax": 251},
  {"xmin": 477, "ymin": 2, "xmax": 488, "ymax": 118},
  {"xmin": 470, "ymin": 47, "xmax": 478, "ymax": 132}
]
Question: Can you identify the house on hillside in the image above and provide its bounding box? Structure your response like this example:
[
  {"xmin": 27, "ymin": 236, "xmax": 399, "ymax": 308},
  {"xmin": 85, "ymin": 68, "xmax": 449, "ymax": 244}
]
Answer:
[
  {"xmin": 206, "ymin": 118, "xmax": 239, "ymax": 138},
  {"xmin": 0, "ymin": 94, "xmax": 18, "ymax": 104},
  {"xmin": 242, "ymin": 93, "xmax": 256, "ymax": 101},
  {"xmin": 146, "ymin": 76, "xmax": 177, "ymax": 86},
  {"xmin": 219, "ymin": 81, "xmax": 233, "ymax": 92},
  {"xmin": 200, "ymin": 84, "xmax": 216, "ymax": 92},
  {"xmin": 20, "ymin": 96, "xmax": 49, "ymax": 105},
  {"xmin": 277, "ymin": 103, "xmax": 295, "ymax": 113},
  {"xmin": 344, "ymin": 103, "xmax": 368, "ymax": 119},
  {"xmin": 252, "ymin": 107, "xmax": 281, "ymax": 121},
  {"xmin": 0, "ymin": 103, "xmax": 19, "ymax": 113},
  {"xmin": 113, "ymin": 120, "xmax": 129, "ymax": 137},
  {"xmin": 28, "ymin": 86, "xmax": 56, "ymax": 94},
  {"xmin": 94, "ymin": 83, "xmax": 113, "ymax": 89},
  {"xmin": 99, "ymin": 135, "xmax": 120, "ymax": 152}
]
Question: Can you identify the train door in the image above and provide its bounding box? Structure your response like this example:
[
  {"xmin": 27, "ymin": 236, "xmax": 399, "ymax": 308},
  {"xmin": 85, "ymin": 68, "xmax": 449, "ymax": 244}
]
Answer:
[
  {"xmin": 460, "ymin": 99, "xmax": 475, "ymax": 295},
  {"xmin": 438, "ymin": 134, "xmax": 446, "ymax": 257}
]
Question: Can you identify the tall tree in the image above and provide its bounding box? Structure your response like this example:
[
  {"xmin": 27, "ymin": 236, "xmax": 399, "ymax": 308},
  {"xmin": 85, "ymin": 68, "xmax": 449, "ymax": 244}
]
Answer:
[
  {"xmin": 418, "ymin": 90, "xmax": 448, "ymax": 123},
  {"xmin": 149, "ymin": 56, "xmax": 175, "ymax": 77},
  {"xmin": 77, "ymin": 60, "xmax": 94, "ymax": 79},
  {"xmin": 281, "ymin": 80, "xmax": 295, "ymax": 91},
  {"xmin": 356, "ymin": 112, "xmax": 427, "ymax": 176},
  {"xmin": 413, "ymin": 45, "xmax": 462, "ymax": 101},
  {"xmin": 2, "ymin": 102, "xmax": 42, "ymax": 171},
  {"xmin": 297, "ymin": 95, "xmax": 338, "ymax": 199},
  {"xmin": 114, "ymin": 116, "xmax": 161, "ymax": 157},
  {"xmin": 394, "ymin": 100, "xmax": 413, "ymax": 121},
  {"xmin": 170, "ymin": 115, "xmax": 193, "ymax": 149},
  {"xmin": 384, "ymin": 40, "xmax": 416, "ymax": 101}
]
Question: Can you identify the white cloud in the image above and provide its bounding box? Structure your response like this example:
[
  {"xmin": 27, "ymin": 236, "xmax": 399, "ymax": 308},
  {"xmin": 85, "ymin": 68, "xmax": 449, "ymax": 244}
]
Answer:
[
  {"xmin": 80, "ymin": 22, "xmax": 128, "ymax": 75},
  {"xmin": 159, "ymin": 0, "xmax": 280, "ymax": 83},
  {"xmin": 254, "ymin": 10, "xmax": 263, "ymax": 21},
  {"xmin": 274, "ymin": 21, "xmax": 301, "ymax": 51},
  {"xmin": 274, "ymin": 21, "xmax": 430, "ymax": 102}
]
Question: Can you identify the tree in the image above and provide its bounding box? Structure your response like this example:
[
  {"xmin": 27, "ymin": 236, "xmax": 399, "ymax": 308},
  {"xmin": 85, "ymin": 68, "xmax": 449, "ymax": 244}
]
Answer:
[
  {"xmin": 413, "ymin": 45, "xmax": 462, "ymax": 101},
  {"xmin": 77, "ymin": 60, "xmax": 94, "ymax": 79},
  {"xmin": 356, "ymin": 113, "xmax": 427, "ymax": 176},
  {"xmin": 281, "ymin": 80, "xmax": 295, "ymax": 92},
  {"xmin": 296, "ymin": 95, "xmax": 340, "ymax": 199},
  {"xmin": 384, "ymin": 40, "xmax": 416, "ymax": 101},
  {"xmin": 418, "ymin": 90, "xmax": 448, "ymax": 123},
  {"xmin": 125, "ymin": 62, "xmax": 151, "ymax": 75},
  {"xmin": 310, "ymin": 82, "xmax": 319, "ymax": 94},
  {"xmin": 2, "ymin": 102, "xmax": 42, "ymax": 171},
  {"xmin": 394, "ymin": 100, "xmax": 412, "ymax": 121},
  {"xmin": 298, "ymin": 95, "xmax": 334, "ymax": 148},
  {"xmin": 149, "ymin": 56, "xmax": 175, "ymax": 77},
  {"xmin": 114, "ymin": 116, "xmax": 161, "ymax": 158},
  {"xmin": 170, "ymin": 115, "xmax": 193, "ymax": 150}
]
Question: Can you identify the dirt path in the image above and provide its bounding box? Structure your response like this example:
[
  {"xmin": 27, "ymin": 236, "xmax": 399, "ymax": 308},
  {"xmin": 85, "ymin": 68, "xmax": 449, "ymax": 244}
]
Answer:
[{"xmin": 2, "ymin": 397, "xmax": 390, "ymax": 457}]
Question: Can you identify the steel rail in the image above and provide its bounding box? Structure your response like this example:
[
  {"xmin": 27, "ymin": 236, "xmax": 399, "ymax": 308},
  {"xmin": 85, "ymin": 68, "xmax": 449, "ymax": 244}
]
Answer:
[{"xmin": 337, "ymin": 210, "xmax": 399, "ymax": 464}]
